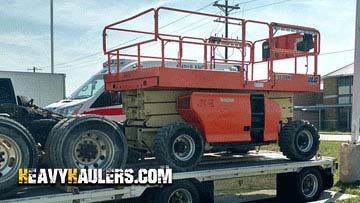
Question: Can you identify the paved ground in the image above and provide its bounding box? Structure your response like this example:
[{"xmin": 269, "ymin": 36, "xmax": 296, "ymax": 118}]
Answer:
[
  {"xmin": 320, "ymin": 134, "xmax": 351, "ymax": 141},
  {"xmin": 216, "ymin": 190, "xmax": 358, "ymax": 203}
]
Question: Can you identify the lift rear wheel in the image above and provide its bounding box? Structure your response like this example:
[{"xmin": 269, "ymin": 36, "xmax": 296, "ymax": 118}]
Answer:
[
  {"xmin": 0, "ymin": 117, "xmax": 38, "ymax": 197},
  {"xmin": 153, "ymin": 180, "xmax": 200, "ymax": 203},
  {"xmin": 279, "ymin": 120, "xmax": 319, "ymax": 161},
  {"xmin": 154, "ymin": 123, "xmax": 204, "ymax": 171},
  {"xmin": 52, "ymin": 116, "xmax": 128, "ymax": 170}
]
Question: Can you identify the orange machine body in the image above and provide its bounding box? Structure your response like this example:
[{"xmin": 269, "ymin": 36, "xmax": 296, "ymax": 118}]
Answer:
[{"xmin": 177, "ymin": 92, "xmax": 281, "ymax": 143}]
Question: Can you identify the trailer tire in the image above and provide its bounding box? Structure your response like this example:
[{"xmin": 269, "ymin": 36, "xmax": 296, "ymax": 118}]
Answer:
[
  {"xmin": 0, "ymin": 117, "xmax": 38, "ymax": 196},
  {"xmin": 279, "ymin": 120, "xmax": 319, "ymax": 161},
  {"xmin": 277, "ymin": 168, "xmax": 323, "ymax": 203},
  {"xmin": 322, "ymin": 170, "xmax": 334, "ymax": 190},
  {"xmin": 55, "ymin": 116, "xmax": 128, "ymax": 170},
  {"xmin": 154, "ymin": 123, "xmax": 204, "ymax": 171},
  {"xmin": 153, "ymin": 180, "xmax": 200, "ymax": 203}
]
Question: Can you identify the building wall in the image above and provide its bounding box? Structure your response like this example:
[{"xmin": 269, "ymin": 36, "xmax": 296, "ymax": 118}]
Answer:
[
  {"xmin": 322, "ymin": 77, "xmax": 338, "ymax": 130},
  {"xmin": 293, "ymin": 92, "xmax": 323, "ymax": 129},
  {"xmin": 0, "ymin": 71, "xmax": 66, "ymax": 107}
]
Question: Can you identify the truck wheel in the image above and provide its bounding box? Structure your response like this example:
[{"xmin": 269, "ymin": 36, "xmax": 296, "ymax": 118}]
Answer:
[
  {"xmin": 45, "ymin": 117, "xmax": 73, "ymax": 168},
  {"xmin": 279, "ymin": 120, "xmax": 319, "ymax": 161},
  {"xmin": 277, "ymin": 168, "xmax": 323, "ymax": 203},
  {"xmin": 154, "ymin": 123, "xmax": 204, "ymax": 171},
  {"xmin": 56, "ymin": 116, "xmax": 128, "ymax": 170},
  {"xmin": 0, "ymin": 117, "xmax": 38, "ymax": 194},
  {"xmin": 153, "ymin": 180, "xmax": 200, "ymax": 203}
]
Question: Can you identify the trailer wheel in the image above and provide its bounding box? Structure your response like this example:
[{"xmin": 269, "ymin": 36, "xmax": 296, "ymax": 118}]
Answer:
[
  {"xmin": 55, "ymin": 116, "xmax": 128, "ymax": 170},
  {"xmin": 279, "ymin": 120, "xmax": 319, "ymax": 161},
  {"xmin": 277, "ymin": 168, "xmax": 323, "ymax": 203},
  {"xmin": 297, "ymin": 168, "xmax": 323, "ymax": 202},
  {"xmin": 153, "ymin": 180, "xmax": 200, "ymax": 203},
  {"xmin": 154, "ymin": 123, "xmax": 204, "ymax": 171},
  {"xmin": 0, "ymin": 117, "xmax": 38, "ymax": 194}
]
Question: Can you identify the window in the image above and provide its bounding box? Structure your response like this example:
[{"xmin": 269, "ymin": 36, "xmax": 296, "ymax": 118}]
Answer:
[
  {"xmin": 91, "ymin": 91, "xmax": 122, "ymax": 108},
  {"xmin": 337, "ymin": 76, "xmax": 353, "ymax": 104},
  {"xmin": 70, "ymin": 74, "xmax": 104, "ymax": 100},
  {"xmin": 0, "ymin": 79, "xmax": 16, "ymax": 104}
]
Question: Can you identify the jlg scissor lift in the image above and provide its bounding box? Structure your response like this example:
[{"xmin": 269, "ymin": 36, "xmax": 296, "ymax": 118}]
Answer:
[{"xmin": 103, "ymin": 7, "xmax": 321, "ymax": 172}]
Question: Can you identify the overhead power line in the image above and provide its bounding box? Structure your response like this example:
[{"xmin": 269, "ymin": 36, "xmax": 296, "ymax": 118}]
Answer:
[
  {"xmin": 43, "ymin": 0, "xmax": 312, "ymax": 72},
  {"xmin": 40, "ymin": 1, "xmax": 215, "ymax": 71},
  {"xmin": 213, "ymin": 0, "xmax": 240, "ymax": 59},
  {"xmin": 319, "ymin": 49, "xmax": 354, "ymax": 56},
  {"xmin": 233, "ymin": 0, "xmax": 293, "ymax": 14}
]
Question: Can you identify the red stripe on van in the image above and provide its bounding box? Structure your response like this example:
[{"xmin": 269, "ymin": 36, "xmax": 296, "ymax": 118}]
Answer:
[{"xmin": 83, "ymin": 108, "xmax": 123, "ymax": 116}]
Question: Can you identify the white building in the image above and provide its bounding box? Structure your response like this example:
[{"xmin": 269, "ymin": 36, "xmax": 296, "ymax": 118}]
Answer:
[{"xmin": 0, "ymin": 71, "xmax": 65, "ymax": 107}]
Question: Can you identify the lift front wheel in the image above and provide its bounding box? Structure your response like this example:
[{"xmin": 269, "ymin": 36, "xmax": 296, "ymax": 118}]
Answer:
[{"xmin": 154, "ymin": 123, "xmax": 204, "ymax": 171}]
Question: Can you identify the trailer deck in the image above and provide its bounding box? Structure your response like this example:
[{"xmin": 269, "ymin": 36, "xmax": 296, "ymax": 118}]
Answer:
[{"xmin": 1, "ymin": 151, "xmax": 337, "ymax": 203}]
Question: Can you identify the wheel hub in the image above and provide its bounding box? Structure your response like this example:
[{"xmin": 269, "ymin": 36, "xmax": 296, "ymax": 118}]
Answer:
[
  {"xmin": 78, "ymin": 141, "xmax": 99, "ymax": 160},
  {"xmin": 302, "ymin": 174, "xmax": 318, "ymax": 198},
  {"xmin": 172, "ymin": 134, "xmax": 196, "ymax": 162},
  {"xmin": 296, "ymin": 129, "xmax": 313, "ymax": 153},
  {"xmin": 0, "ymin": 134, "xmax": 21, "ymax": 178},
  {"xmin": 169, "ymin": 189, "xmax": 192, "ymax": 203},
  {"xmin": 0, "ymin": 147, "xmax": 7, "ymax": 170},
  {"xmin": 174, "ymin": 142, "xmax": 187, "ymax": 154},
  {"xmin": 73, "ymin": 130, "xmax": 114, "ymax": 169}
]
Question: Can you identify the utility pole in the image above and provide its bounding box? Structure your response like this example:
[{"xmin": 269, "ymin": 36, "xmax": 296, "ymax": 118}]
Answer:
[
  {"xmin": 213, "ymin": 0, "xmax": 240, "ymax": 59},
  {"xmin": 28, "ymin": 67, "xmax": 42, "ymax": 73},
  {"xmin": 50, "ymin": 0, "xmax": 54, "ymax": 74},
  {"xmin": 340, "ymin": 0, "xmax": 360, "ymax": 183},
  {"xmin": 352, "ymin": 0, "xmax": 360, "ymax": 144}
]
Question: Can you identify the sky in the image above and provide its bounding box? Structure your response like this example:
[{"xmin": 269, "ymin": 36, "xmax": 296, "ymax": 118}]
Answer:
[{"xmin": 0, "ymin": 0, "xmax": 357, "ymax": 95}]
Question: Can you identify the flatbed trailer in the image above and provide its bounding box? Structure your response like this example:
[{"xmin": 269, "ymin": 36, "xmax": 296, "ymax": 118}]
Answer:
[{"xmin": 1, "ymin": 151, "xmax": 337, "ymax": 203}]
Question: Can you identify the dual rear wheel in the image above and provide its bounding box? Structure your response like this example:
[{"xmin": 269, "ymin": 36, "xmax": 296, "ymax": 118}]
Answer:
[{"xmin": 46, "ymin": 116, "xmax": 127, "ymax": 170}]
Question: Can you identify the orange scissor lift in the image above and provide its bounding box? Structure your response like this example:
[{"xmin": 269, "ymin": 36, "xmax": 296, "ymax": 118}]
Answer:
[{"xmin": 102, "ymin": 7, "xmax": 321, "ymax": 171}]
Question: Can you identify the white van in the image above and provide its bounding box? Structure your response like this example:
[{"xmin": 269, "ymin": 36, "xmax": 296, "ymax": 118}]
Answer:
[
  {"xmin": 46, "ymin": 59, "xmax": 240, "ymax": 122},
  {"xmin": 45, "ymin": 59, "xmax": 135, "ymax": 122}
]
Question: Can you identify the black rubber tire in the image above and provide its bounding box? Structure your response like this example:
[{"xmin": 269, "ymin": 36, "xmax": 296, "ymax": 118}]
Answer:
[
  {"xmin": 139, "ymin": 188, "xmax": 158, "ymax": 203},
  {"xmin": 279, "ymin": 120, "xmax": 320, "ymax": 161},
  {"xmin": 153, "ymin": 180, "xmax": 200, "ymax": 203},
  {"xmin": 322, "ymin": 169, "xmax": 334, "ymax": 190},
  {"xmin": 0, "ymin": 117, "xmax": 38, "ymax": 197},
  {"xmin": 228, "ymin": 146, "xmax": 255, "ymax": 154},
  {"xmin": 295, "ymin": 168, "xmax": 323, "ymax": 202},
  {"xmin": 194, "ymin": 180, "xmax": 214, "ymax": 203},
  {"xmin": 154, "ymin": 123, "xmax": 204, "ymax": 172},
  {"xmin": 45, "ymin": 117, "xmax": 73, "ymax": 168},
  {"xmin": 277, "ymin": 168, "xmax": 323, "ymax": 203},
  {"xmin": 54, "ymin": 116, "xmax": 128, "ymax": 170}
]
